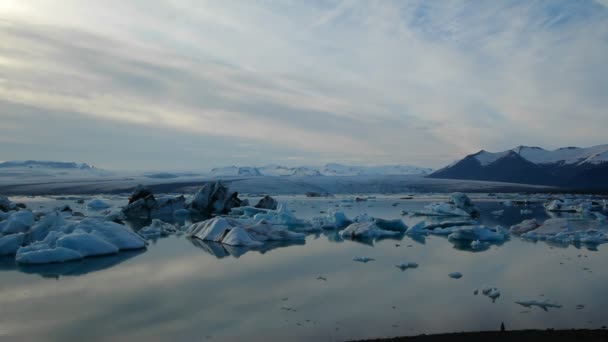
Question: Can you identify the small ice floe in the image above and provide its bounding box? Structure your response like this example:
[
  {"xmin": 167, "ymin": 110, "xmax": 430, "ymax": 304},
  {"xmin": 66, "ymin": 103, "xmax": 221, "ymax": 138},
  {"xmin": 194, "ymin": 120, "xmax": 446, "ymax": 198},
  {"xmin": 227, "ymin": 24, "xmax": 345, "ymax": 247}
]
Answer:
[
  {"xmin": 520, "ymin": 209, "xmax": 533, "ymax": 215},
  {"xmin": 544, "ymin": 198, "xmax": 603, "ymax": 213},
  {"xmin": 501, "ymin": 200, "xmax": 514, "ymax": 207},
  {"xmin": 353, "ymin": 256, "xmax": 375, "ymax": 263},
  {"xmin": 316, "ymin": 275, "xmax": 327, "ymax": 281},
  {"xmin": 509, "ymin": 219, "xmax": 540, "ymax": 235},
  {"xmin": 87, "ymin": 199, "xmax": 111, "ymax": 210},
  {"xmin": 341, "ymin": 221, "xmax": 400, "ymax": 239},
  {"xmin": 447, "ymin": 225, "xmax": 509, "ymax": 243},
  {"xmin": 448, "ymin": 272, "xmax": 463, "ymax": 279},
  {"xmin": 515, "ymin": 299, "xmax": 562, "ymax": 311},
  {"xmin": 395, "ymin": 262, "xmax": 418, "ymax": 271},
  {"xmin": 413, "ymin": 193, "xmax": 479, "ymax": 218},
  {"xmin": 481, "ymin": 285, "xmax": 501, "ymax": 302},
  {"xmin": 139, "ymin": 219, "xmax": 179, "ymax": 239},
  {"xmin": 491, "ymin": 210, "xmax": 504, "ymax": 216}
]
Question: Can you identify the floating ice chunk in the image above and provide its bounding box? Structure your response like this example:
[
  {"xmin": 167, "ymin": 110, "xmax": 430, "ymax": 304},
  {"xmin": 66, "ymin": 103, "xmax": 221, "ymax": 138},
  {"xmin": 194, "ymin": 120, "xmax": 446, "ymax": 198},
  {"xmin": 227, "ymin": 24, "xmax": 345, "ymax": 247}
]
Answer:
[
  {"xmin": 341, "ymin": 221, "xmax": 399, "ymax": 239},
  {"xmin": 76, "ymin": 219, "xmax": 146, "ymax": 250},
  {"xmin": 520, "ymin": 209, "xmax": 533, "ymax": 215},
  {"xmin": 139, "ymin": 219, "xmax": 178, "ymax": 238},
  {"xmin": 0, "ymin": 210, "xmax": 34, "ymax": 234},
  {"xmin": 222, "ymin": 226, "xmax": 263, "ymax": 246},
  {"xmin": 56, "ymin": 231, "xmax": 119, "ymax": 257},
  {"xmin": 515, "ymin": 299, "xmax": 562, "ymax": 311},
  {"xmin": 187, "ymin": 217, "xmax": 233, "ymax": 242},
  {"xmin": 28, "ymin": 212, "xmax": 66, "ymax": 243},
  {"xmin": 447, "ymin": 225, "xmax": 508, "ymax": 242},
  {"xmin": 0, "ymin": 195, "xmax": 15, "ymax": 212},
  {"xmin": 0, "ymin": 233, "xmax": 25, "ymax": 255},
  {"xmin": 509, "ymin": 219, "xmax": 540, "ymax": 235},
  {"xmin": 253, "ymin": 204, "xmax": 309, "ymax": 228},
  {"xmin": 374, "ymin": 218, "xmax": 408, "ymax": 232},
  {"xmin": 187, "ymin": 217, "xmax": 305, "ymax": 247},
  {"xmin": 491, "ymin": 210, "xmax": 504, "ymax": 216},
  {"xmin": 16, "ymin": 246, "xmax": 82, "ymax": 264},
  {"xmin": 353, "ymin": 256, "xmax": 374, "ymax": 263},
  {"xmin": 451, "ymin": 193, "xmax": 480, "ymax": 217},
  {"xmin": 406, "ymin": 221, "xmax": 427, "ymax": 235},
  {"xmin": 311, "ymin": 210, "xmax": 352, "ymax": 230},
  {"xmin": 87, "ymin": 199, "xmax": 111, "ymax": 209},
  {"xmin": 449, "ymin": 272, "xmax": 463, "ymax": 279},
  {"xmin": 395, "ymin": 262, "xmax": 418, "ymax": 270}
]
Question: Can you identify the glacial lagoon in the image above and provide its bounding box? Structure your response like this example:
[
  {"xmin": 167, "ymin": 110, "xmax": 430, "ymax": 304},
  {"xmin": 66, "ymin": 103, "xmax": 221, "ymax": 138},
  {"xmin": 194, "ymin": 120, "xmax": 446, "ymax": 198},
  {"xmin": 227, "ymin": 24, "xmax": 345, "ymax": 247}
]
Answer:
[{"xmin": 1, "ymin": 194, "xmax": 607, "ymax": 341}]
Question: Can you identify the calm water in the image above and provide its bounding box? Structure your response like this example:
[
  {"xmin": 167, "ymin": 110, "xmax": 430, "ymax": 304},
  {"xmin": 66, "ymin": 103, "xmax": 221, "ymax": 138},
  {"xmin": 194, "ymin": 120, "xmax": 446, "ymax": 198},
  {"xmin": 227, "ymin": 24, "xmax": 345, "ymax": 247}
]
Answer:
[{"xmin": 1, "ymin": 195, "xmax": 607, "ymax": 341}]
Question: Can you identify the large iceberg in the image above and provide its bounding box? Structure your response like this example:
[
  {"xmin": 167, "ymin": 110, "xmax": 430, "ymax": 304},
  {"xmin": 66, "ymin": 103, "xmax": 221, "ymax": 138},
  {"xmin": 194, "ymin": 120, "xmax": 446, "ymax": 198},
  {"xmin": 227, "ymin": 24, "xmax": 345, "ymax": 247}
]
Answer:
[
  {"xmin": 188, "ymin": 181, "xmax": 243, "ymax": 215},
  {"xmin": 521, "ymin": 218, "xmax": 608, "ymax": 245}
]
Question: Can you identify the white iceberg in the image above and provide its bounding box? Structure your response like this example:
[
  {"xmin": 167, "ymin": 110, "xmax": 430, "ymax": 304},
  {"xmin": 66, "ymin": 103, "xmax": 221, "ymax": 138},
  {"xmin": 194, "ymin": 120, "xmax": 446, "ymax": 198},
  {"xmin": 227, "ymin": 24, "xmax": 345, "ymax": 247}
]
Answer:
[
  {"xmin": 56, "ymin": 231, "xmax": 119, "ymax": 257},
  {"xmin": 509, "ymin": 219, "xmax": 540, "ymax": 235},
  {"xmin": 341, "ymin": 221, "xmax": 400, "ymax": 239},
  {"xmin": 139, "ymin": 219, "xmax": 178, "ymax": 238},
  {"xmin": 353, "ymin": 256, "xmax": 374, "ymax": 263}
]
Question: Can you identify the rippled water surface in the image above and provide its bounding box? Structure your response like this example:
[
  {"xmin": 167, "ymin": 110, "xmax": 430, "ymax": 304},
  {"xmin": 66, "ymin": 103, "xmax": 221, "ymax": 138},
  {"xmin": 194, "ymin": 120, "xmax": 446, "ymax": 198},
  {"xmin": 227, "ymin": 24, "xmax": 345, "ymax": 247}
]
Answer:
[{"xmin": 1, "ymin": 194, "xmax": 607, "ymax": 341}]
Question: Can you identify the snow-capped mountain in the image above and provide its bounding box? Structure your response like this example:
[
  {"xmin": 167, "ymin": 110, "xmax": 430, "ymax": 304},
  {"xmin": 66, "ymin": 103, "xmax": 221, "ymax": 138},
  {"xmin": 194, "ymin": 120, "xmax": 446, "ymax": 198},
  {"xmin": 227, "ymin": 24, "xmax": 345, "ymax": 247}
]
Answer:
[
  {"xmin": 208, "ymin": 163, "xmax": 432, "ymax": 177},
  {"xmin": 429, "ymin": 145, "xmax": 608, "ymax": 189},
  {"xmin": 0, "ymin": 160, "xmax": 94, "ymax": 170}
]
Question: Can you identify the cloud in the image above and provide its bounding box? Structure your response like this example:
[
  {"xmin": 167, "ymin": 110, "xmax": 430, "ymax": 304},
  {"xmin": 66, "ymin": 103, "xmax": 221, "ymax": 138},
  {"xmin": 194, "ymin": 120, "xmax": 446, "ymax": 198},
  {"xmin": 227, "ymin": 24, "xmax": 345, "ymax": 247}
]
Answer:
[{"xmin": 0, "ymin": 1, "xmax": 607, "ymax": 169}]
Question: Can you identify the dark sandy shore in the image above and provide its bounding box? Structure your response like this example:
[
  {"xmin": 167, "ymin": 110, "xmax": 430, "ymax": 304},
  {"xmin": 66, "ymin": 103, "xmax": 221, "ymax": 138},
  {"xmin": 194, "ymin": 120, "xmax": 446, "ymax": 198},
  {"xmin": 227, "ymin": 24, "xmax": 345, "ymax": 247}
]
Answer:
[{"xmin": 353, "ymin": 329, "xmax": 608, "ymax": 342}]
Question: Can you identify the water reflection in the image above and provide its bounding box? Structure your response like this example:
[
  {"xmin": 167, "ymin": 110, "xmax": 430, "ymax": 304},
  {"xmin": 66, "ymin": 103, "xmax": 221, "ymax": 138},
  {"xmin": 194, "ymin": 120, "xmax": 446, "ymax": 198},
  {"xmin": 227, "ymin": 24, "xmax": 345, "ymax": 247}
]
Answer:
[{"xmin": 0, "ymin": 250, "xmax": 146, "ymax": 278}]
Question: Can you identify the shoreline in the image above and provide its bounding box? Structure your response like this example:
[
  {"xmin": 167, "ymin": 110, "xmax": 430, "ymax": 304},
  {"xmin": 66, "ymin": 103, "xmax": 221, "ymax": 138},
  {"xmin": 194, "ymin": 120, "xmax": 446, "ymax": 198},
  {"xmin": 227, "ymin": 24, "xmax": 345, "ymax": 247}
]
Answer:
[{"xmin": 352, "ymin": 329, "xmax": 608, "ymax": 342}]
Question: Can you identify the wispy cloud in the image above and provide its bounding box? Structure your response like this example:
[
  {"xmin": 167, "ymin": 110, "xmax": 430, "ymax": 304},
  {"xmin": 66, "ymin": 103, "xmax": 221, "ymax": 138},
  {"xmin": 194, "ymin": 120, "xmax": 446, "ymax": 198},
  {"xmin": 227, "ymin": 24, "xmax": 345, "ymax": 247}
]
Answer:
[{"xmin": 0, "ymin": 0, "xmax": 607, "ymax": 169}]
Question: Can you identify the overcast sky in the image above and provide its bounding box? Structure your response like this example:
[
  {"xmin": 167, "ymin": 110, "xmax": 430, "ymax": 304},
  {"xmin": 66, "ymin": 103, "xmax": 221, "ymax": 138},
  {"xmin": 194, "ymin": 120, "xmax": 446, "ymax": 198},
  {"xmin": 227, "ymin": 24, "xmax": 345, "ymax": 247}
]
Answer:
[{"xmin": 1, "ymin": 0, "xmax": 607, "ymax": 171}]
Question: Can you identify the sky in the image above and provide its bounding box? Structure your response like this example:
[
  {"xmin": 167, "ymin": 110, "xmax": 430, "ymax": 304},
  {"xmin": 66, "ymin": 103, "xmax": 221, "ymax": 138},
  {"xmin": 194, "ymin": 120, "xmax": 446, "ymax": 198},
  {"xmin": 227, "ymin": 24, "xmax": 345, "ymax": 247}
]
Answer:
[{"xmin": 0, "ymin": 0, "xmax": 607, "ymax": 171}]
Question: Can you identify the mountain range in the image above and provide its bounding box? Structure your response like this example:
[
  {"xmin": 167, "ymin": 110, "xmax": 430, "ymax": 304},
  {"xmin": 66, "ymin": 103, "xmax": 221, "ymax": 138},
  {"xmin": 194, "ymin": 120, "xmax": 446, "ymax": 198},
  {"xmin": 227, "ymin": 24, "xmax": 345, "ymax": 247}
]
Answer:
[{"xmin": 429, "ymin": 145, "xmax": 608, "ymax": 189}]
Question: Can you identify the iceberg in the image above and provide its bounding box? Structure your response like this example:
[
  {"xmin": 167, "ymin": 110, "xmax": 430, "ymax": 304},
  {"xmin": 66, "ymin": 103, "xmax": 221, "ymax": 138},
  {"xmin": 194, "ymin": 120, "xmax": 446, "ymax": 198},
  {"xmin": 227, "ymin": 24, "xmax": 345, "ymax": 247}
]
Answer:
[
  {"xmin": 139, "ymin": 219, "xmax": 179, "ymax": 239},
  {"xmin": 448, "ymin": 272, "xmax": 463, "ymax": 279},
  {"xmin": 16, "ymin": 246, "xmax": 83, "ymax": 264},
  {"xmin": 56, "ymin": 231, "xmax": 119, "ymax": 257},
  {"xmin": 188, "ymin": 181, "xmax": 243, "ymax": 215},
  {"xmin": 0, "ymin": 210, "xmax": 35, "ymax": 234},
  {"xmin": 311, "ymin": 210, "xmax": 352, "ymax": 230},
  {"xmin": 254, "ymin": 195, "xmax": 278, "ymax": 210},
  {"xmin": 340, "ymin": 221, "xmax": 400, "ymax": 239},
  {"xmin": 447, "ymin": 225, "xmax": 508, "ymax": 242},
  {"xmin": 0, "ymin": 233, "xmax": 25, "ymax": 255},
  {"xmin": 187, "ymin": 217, "xmax": 305, "ymax": 247},
  {"xmin": 122, "ymin": 186, "xmax": 187, "ymax": 219},
  {"xmin": 509, "ymin": 219, "xmax": 540, "ymax": 235}
]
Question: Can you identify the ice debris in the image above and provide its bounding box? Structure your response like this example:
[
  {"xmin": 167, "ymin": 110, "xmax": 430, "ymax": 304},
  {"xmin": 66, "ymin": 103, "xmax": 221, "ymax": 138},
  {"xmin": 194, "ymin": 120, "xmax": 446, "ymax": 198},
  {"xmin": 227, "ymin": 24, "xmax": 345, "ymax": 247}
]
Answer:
[{"xmin": 395, "ymin": 262, "xmax": 418, "ymax": 270}]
